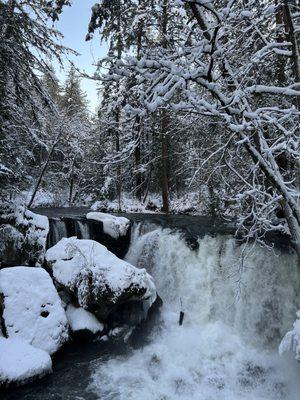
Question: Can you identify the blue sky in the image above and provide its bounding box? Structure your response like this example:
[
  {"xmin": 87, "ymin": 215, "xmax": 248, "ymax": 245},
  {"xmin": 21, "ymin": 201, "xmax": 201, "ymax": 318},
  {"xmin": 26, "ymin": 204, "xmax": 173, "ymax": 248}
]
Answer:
[{"xmin": 54, "ymin": 0, "xmax": 107, "ymax": 112}]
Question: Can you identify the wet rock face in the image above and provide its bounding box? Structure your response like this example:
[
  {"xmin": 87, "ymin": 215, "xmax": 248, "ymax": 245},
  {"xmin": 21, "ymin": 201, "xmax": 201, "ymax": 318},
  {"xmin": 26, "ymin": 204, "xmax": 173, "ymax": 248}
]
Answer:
[
  {"xmin": 76, "ymin": 268, "xmax": 147, "ymax": 319},
  {"xmin": 107, "ymin": 294, "xmax": 163, "ymax": 329},
  {"xmin": 88, "ymin": 218, "xmax": 131, "ymax": 259},
  {"xmin": 182, "ymin": 233, "xmax": 199, "ymax": 251},
  {"xmin": 48, "ymin": 217, "xmax": 131, "ymax": 259}
]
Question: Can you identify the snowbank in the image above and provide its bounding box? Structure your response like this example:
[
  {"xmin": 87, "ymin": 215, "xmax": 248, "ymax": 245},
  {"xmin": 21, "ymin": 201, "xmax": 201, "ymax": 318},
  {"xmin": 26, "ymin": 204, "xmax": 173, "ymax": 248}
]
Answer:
[
  {"xmin": 0, "ymin": 267, "xmax": 69, "ymax": 355},
  {"xmin": 46, "ymin": 237, "xmax": 157, "ymax": 318},
  {"xmin": 86, "ymin": 212, "xmax": 130, "ymax": 239},
  {"xmin": 90, "ymin": 191, "xmax": 208, "ymax": 215},
  {"xmin": 66, "ymin": 304, "xmax": 104, "ymax": 334},
  {"xmin": 0, "ymin": 338, "xmax": 52, "ymax": 387},
  {"xmin": 279, "ymin": 311, "xmax": 300, "ymax": 361}
]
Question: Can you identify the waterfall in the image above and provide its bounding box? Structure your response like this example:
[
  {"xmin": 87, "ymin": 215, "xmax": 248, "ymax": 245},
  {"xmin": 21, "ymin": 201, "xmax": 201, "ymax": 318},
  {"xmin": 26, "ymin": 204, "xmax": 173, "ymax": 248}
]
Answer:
[
  {"xmin": 75, "ymin": 220, "xmax": 90, "ymax": 239},
  {"xmin": 90, "ymin": 223, "xmax": 300, "ymax": 400},
  {"xmin": 48, "ymin": 218, "xmax": 91, "ymax": 247},
  {"xmin": 48, "ymin": 219, "xmax": 68, "ymax": 247}
]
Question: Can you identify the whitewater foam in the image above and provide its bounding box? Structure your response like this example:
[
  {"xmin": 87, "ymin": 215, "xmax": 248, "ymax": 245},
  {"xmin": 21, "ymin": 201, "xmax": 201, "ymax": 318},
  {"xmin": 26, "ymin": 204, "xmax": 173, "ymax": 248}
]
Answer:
[{"xmin": 90, "ymin": 224, "xmax": 300, "ymax": 400}]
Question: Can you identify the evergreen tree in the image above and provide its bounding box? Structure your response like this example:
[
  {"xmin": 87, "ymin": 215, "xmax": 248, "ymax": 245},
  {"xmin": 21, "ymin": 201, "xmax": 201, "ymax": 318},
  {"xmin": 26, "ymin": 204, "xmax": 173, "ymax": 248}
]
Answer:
[
  {"xmin": 61, "ymin": 65, "xmax": 88, "ymax": 118},
  {"xmin": 0, "ymin": 0, "xmax": 69, "ymax": 201},
  {"xmin": 42, "ymin": 65, "xmax": 62, "ymax": 106}
]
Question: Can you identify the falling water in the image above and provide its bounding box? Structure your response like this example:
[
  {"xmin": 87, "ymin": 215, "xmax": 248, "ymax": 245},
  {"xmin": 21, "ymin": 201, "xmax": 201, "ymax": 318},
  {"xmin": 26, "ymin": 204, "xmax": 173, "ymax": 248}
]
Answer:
[
  {"xmin": 48, "ymin": 219, "xmax": 68, "ymax": 247},
  {"xmin": 48, "ymin": 219, "xmax": 91, "ymax": 247},
  {"xmin": 75, "ymin": 220, "xmax": 90, "ymax": 240},
  {"xmin": 90, "ymin": 223, "xmax": 300, "ymax": 400}
]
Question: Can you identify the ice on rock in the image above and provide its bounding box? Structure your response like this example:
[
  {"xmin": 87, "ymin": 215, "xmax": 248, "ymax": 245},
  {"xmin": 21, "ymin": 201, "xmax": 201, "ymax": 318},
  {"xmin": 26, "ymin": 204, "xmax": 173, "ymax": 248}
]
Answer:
[
  {"xmin": 0, "ymin": 337, "xmax": 52, "ymax": 387},
  {"xmin": 46, "ymin": 237, "xmax": 157, "ymax": 318},
  {"xmin": 66, "ymin": 304, "xmax": 104, "ymax": 334},
  {"xmin": 86, "ymin": 212, "xmax": 130, "ymax": 239},
  {"xmin": 279, "ymin": 311, "xmax": 300, "ymax": 361},
  {"xmin": 0, "ymin": 267, "xmax": 69, "ymax": 355}
]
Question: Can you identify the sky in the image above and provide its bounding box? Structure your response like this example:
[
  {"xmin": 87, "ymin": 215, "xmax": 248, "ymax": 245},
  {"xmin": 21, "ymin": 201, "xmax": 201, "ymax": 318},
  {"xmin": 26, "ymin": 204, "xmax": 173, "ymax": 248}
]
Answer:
[{"xmin": 53, "ymin": 0, "xmax": 107, "ymax": 113}]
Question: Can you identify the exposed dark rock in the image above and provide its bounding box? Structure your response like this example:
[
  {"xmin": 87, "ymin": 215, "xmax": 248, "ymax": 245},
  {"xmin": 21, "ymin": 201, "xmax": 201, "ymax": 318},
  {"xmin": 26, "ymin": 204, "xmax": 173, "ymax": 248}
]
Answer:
[
  {"xmin": 76, "ymin": 268, "xmax": 148, "ymax": 320},
  {"xmin": 47, "ymin": 217, "xmax": 131, "ymax": 259}
]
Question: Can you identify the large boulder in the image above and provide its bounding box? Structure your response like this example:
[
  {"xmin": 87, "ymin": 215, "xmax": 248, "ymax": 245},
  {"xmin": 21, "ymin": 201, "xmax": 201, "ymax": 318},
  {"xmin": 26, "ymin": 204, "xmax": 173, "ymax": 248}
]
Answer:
[
  {"xmin": 86, "ymin": 212, "xmax": 130, "ymax": 239},
  {"xmin": 86, "ymin": 212, "xmax": 131, "ymax": 258},
  {"xmin": 0, "ymin": 267, "xmax": 69, "ymax": 355},
  {"xmin": 0, "ymin": 206, "xmax": 49, "ymax": 267},
  {"xmin": 45, "ymin": 237, "xmax": 157, "ymax": 319},
  {"xmin": 0, "ymin": 337, "xmax": 52, "ymax": 388}
]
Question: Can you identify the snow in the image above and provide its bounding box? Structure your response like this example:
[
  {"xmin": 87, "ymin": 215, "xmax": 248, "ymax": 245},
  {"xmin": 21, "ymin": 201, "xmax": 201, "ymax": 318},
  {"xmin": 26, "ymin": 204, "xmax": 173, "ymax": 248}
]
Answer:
[
  {"xmin": 66, "ymin": 304, "xmax": 104, "ymax": 334},
  {"xmin": 279, "ymin": 311, "xmax": 300, "ymax": 361},
  {"xmin": 15, "ymin": 208, "xmax": 49, "ymax": 232},
  {"xmin": 86, "ymin": 212, "xmax": 130, "ymax": 239},
  {"xmin": 0, "ymin": 337, "xmax": 52, "ymax": 387},
  {"xmin": 0, "ymin": 207, "xmax": 49, "ymax": 266},
  {"xmin": 0, "ymin": 224, "xmax": 24, "ymax": 253},
  {"xmin": 22, "ymin": 210, "xmax": 49, "ymax": 265},
  {"xmin": 0, "ymin": 267, "xmax": 69, "ymax": 355},
  {"xmin": 45, "ymin": 237, "xmax": 157, "ymax": 309},
  {"xmin": 90, "ymin": 192, "xmax": 207, "ymax": 215}
]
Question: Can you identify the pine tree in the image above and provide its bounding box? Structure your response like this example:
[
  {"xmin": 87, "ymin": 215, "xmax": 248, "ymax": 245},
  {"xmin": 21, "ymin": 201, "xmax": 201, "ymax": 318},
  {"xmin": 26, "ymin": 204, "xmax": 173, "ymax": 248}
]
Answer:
[
  {"xmin": 42, "ymin": 65, "xmax": 62, "ymax": 106},
  {"xmin": 0, "ymin": 0, "xmax": 69, "ymax": 202},
  {"xmin": 61, "ymin": 65, "xmax": 88, "ymax": 118}
]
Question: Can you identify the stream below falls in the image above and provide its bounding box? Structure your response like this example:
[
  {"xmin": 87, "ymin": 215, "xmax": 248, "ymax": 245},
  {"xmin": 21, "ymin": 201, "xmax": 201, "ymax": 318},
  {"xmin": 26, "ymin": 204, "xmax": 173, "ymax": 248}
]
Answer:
[{"xmin": 3, "ymin": 210, "xmax": 300, "ymax": 400}]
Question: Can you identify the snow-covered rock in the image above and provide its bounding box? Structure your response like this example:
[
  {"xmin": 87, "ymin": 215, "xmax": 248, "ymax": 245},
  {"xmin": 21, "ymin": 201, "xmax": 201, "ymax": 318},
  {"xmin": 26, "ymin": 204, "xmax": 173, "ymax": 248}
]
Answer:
[
  {"xmin": 45, "ymin": 237, "xmax": 157, "ymax": 319},
  {"xmin": 0, "ymin": 267, "xmax": 69, "ymax": 355},
  {"xmin": 279, "ymin": 311, "xmax": 300, "ymax": 361},
  {"xmin": 0, "ymin": 338, "xmax": 52, "ymax": 387},
  {"xmin": 86, "ymin": 212, "xmax": 130, "ymax": 239},
  {"xmin": 0, "ymin": 206, "xmax": 49, "ymax": 266},
  {"xmin": 66, "ymin": 304, "xmax": 104, "ymax": 334}
]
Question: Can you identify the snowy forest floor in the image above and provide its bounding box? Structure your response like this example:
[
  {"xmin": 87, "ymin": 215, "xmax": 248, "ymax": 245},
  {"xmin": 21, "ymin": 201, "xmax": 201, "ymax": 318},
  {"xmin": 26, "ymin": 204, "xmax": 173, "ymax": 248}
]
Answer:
[{"xmin": 20, "ymin": 189, "xmax": 214, "ymax": 216}]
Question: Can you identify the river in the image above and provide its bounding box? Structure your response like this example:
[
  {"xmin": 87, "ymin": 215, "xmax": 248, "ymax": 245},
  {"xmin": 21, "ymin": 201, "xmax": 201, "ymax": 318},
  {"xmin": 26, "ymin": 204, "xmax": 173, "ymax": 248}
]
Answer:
[{"xmin": 3, "ymin": 210, "xmax": 300, "ymax": 400}]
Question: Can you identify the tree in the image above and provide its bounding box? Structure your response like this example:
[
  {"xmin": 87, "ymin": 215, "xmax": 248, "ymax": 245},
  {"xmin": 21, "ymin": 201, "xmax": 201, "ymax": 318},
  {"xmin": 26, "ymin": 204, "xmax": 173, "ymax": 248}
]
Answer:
[
  {"xmin": 43, "ymin": 64, "xmax": 62, "ymax": 105},
  {"xmin": 61, "ymin": 65, "xmax": 88, "ymax": 118},
  {"xmin": 93, "ymin": 0, "xmax": 300, "ymax": 256},
  {"xmin": 0, "ymin": 0, "xmax": 70, "ymax": 203},
  {"xmin": 87, "ymin": 0, "xmax": 189, "ymax": 211},
  {"xmin": 28, "ymin": 66, "xmax": 91, "ymax": 207}
]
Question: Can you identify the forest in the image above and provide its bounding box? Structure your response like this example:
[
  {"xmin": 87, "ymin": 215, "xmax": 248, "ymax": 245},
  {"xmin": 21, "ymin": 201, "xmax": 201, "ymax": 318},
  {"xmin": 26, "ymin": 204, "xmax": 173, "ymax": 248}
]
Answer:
[
  {"xmin": 0, "ymin": 1, "xmax": 300, "ymax": 399},
  {"xmin": 0, "ymin": 0, "xmax": 299, "ymax": 254}
]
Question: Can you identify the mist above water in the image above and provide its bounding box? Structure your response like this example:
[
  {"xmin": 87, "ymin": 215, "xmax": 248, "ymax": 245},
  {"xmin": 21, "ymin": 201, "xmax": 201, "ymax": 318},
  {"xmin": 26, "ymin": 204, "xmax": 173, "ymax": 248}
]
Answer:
[{"xmin": 91, "ymin": 223, "xmax": 300, "ymax": 400}]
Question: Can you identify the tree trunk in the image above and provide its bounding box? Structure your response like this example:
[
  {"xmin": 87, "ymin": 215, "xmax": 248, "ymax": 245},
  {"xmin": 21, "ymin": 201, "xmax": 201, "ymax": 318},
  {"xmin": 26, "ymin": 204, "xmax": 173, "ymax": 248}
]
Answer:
[
  {"xmin": 134, "ymin": 8, "xmax": 144, "ymax": 202},
  {"xmin": 283, "ymin": 1, "xmax": 300, "ymax": 83},
  {"xmin": 27, "ymin": 138, "xmax": 60, "ymax": 208},
  {"xmin": 160, "ymin": 110, "xmax": 169, "ymax": 212},
  {"xmin": 282, "ymin": 201, "xmax": 300, "ymax": 260},
  {"xmin": 283, "ymin": 0, "xmax": 300, "ymax": 196},
  {"xmin": 143, "ymin": 165, "xmax": 152, "ymax": 204},
  {"xmin": 275, "ymin": 0, "xmax": 286, "ymax": 84},
  {"xmin": 135, "ymin": 116, "xmax": 143, "ymax": 201},
  {"xmin": 160, "ymin": 0, "xmax": 170, "ymax": 213},
  {"xmin": 115, "ymin": 15, "xmax": 123, "ymax": 212},
  {"xmin": 115, "ymin": 118, "xmax": 122, "ymax": 211},
  {"xmin": 68, "ymin": 157, "xmax": 76, "ymax": 206}
]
